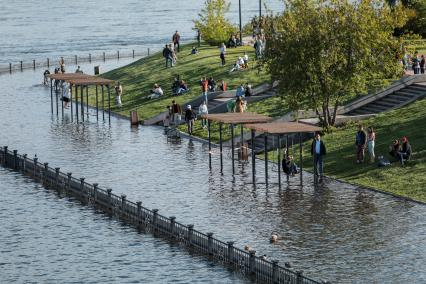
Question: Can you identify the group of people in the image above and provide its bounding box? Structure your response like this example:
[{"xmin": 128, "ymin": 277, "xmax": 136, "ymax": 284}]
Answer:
[
  {"xmin": 388, "ymin": 136, "xmax": 412, "ymax": 165},
  {"xmin": 164, "ymin": 99, "xmax": 208, "ymax": 135},
  {"xmin": 402, "ymin": 53, "xmax": 425, "ymax": 74},
  {"xmin": 225, "ymin": 83, "xmax": 253, "ymax": 113},
  {"xmin": 230, "ymin": 52, "xmax": 249, "ymax": 73},
  {"xmin": 162, "ymin": 31, "xmax": 181, "ymax": 68},
  {"xmin": 172, "ymin": 77, "xmax": 189, "ymax": 95}
]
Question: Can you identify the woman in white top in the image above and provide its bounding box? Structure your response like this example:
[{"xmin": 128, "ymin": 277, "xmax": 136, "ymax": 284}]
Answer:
[
  {"xmin": 220, "ymin": 43, "xmax": 226, "ymax": 66},
  {"xmin": 61, "ymin": 81, "xmax": 70, "ymax": 108},
  {"xmin": 115, "ymin": 81, "xmax": 123, "ymax": 107},
  {"xmin": 198, "ymin": 101, "xmax": 208, "ymax": 128}
]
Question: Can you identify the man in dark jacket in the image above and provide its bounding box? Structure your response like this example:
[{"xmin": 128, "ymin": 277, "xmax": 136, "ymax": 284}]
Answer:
[
  {"xmin": 162, "ymin": 45, "xmax": 172, "ymax": 68},
  {"xmin": 398, "ymin": 136, "xmax": 412, "ymax": 165},
  {"xmin": 184, "ymin": 105, "xmax": 196, "ymax": 135},
  {"xmin": 311, "ymin": 132, "xmax": 326, "ymax": 182},
  {"xmin": 355, "ymin": 124, "xmax": 367, "ymax": 163}
]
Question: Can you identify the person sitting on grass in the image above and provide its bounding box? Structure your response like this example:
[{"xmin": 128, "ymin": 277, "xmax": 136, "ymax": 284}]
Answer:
[
  {"xmin": 398, "ymin": 136, "xmax": 412, "ymax": 165},
  {"xmin": 244, "ymin": 83, "xmax": 253, "ymax": 97},
  {"xmin": 172, "ymin": 77, "xmax": 180, "ymax": 95},
  {"xmin": 176, "ymin": 80, "xmax": 189, "ymax": 95},
  {"xmin": 148, "ymin": 83, "xmax": 163, "ymax": 99},
  {"xmin": 191, "ymin": 46, "xmax": 198, "ymax": 55},
  {"xmin": 388, "ymin": 139, "xmax": 401, "ymax": 161},
  {"xmin": 208, "ymin": 77, "xmax": 216, "ymax": 92},
  {"xmin": 228, "ymin": 34, "xmax": 237, "ymax": 48},
  {"xmin": 230, "ymin": 57, "xmax": 245, "ymax": 73},
  {"xmin": 243, "ymin": 52, "xmax": 249, "ymax": 68}
]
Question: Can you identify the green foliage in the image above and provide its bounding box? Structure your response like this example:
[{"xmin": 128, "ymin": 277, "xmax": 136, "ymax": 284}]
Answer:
[
  {"xmin": 405, "ymin": 0, "xmax": 426, "ymax": 37},
  {"xmin": 262, "ymin": 0, "xmax": 407, "ymax": 130},
  {"xmin": 194, "ymin": 0, "xmax": 237, "ymax": 46}
]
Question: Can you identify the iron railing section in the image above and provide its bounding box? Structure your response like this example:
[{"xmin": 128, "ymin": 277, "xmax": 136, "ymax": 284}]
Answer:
[{"xmin": 0, "ymin": 146, "xmax": 323, "ymax": 284}]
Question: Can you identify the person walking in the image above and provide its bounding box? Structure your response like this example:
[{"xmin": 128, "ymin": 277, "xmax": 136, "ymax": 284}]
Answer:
[
  {"xmin": 199, "ymin": 101, "xmax": 208, "ymax": 129},
  {"xmin": 311, "ymin": 132, "xmax": 326, "ymax": 183},
  {"xmin": 114, "ymin": 81, "xmax": 123, "ymax": 107},
  {"xmin": 184, "ymin": 105, "xmax": 196, "ymax": 135},
  {"xmin": 162, "ymin": 45, "xmax": 171, "ymax": 68},
  {"xmin": 220, "ymin": 43, "xmax": 226, "ymax": 66},
  {"xmin": 171, "ymin": 100, "xmax": 182, "ymax": 124},
  {"xmin": 355, "ymin": 124, "xmax": 367, "ymax": 163},
  {"xmin": 367, "ymin": 127, "xmax": 376, "ymax": 163},
  {"xmin": 172, "ymin": 30, "xmax": 181, "ymax": 52}
]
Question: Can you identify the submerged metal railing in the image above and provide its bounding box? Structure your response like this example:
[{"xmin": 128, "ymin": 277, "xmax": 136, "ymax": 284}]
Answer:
[
  {"xmin": 0, "ymin": 48, "xmax": 155, "ymax": 74},
  {"xmin": 0, "ymin": 146, "xmax": 322, "ymax": 284}
]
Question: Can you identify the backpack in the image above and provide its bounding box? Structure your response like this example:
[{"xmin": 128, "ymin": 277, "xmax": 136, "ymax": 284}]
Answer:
[{"xmin": 378, "ymin": 157, "xmax": 391, "ymax": 167}]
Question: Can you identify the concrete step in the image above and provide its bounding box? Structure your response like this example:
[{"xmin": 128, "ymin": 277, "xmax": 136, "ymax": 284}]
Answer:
[
  {"xmin": 365, "ymin": 103, "xmax": 389, "ymax": 111},
  {"xmin": 380, "ymin": 97, "xmax": 408, "ymax": 105},
  {"xmin": 374, "ymin": 99, "xmax": 397, "ymax": 108},
  {"xmin": 393, "ymin": 91, "xmax": 418, "ymax": 98},
  {"xmin": 407, "ymin": 84, "xmax": 426, "ymax": 92},
  {"xmin": 358, "ymin": 106, "xmax": 381, "ymax": 114},
  {"xmin": 387, "ymin": 93, "xmax": 415, "ymax": 101}
]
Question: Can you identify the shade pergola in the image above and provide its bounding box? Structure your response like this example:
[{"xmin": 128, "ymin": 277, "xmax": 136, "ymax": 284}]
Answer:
[
  {"xmin": 202, "ymin": 112, "xmax": 273, "ymax": 175},
  {"xmin": 48, "ymin": 73, "xmax": 115, "ymax": 124},
  {"xmin": 244, "ymin": 122, "xmax": 323, "ymax": 187}
]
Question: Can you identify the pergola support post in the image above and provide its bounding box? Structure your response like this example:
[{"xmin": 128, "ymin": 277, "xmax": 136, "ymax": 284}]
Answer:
[
  {"xmin": 55, "ymin": 80, "xmax": 59, "ymax": 116},
  {"xmin": 208, "ymin": 120, "xmax": 212, "ymax": 170},
  {"xmin": 107, "ymin": 85, "xmax": 111, "ymax": 124},
  {"xmin": 70, "ymin": 84, "xmax": 73, "ymax": 122},
  {"xmin": 219, "ymin": 123, "xmax": 223, "ymax": 174},
  {"xmin": 101, "ymin": 85, "xmax": 105, "ymax": 121},
  {"xmin": 50, "ymin": 79, "xmax": 53, "ymax": 113},
  {"xmin": 231, "ymin": 124, "xmax": 235, "ymax": 175},
  {"xmin": 286, "ymin": 135, "xmax": 289, "ymax": 182},
  {"xmin": 264, "ymin": 134, "xmax": 268, "ymax": 186},
  {"xmin": 277, "ymin": 135, "xmax": 281, "ymax": 190},
  {"xmin": 80, "ymin": 85, "xmax": 84, "ymax": 122},
  {"xmin": 95, "ymin": 85, "xmax": 99, "ymax": 120},
  {"xmin": 61, "ymin": 80, "xmax": 64, "ymax": 118},
  {"xmin": 75, "ymin": 85, "xmax": 79, "ymax": 123},
  {"xmin": 251, "ymin": 129, "xmax": 256, "ymax": 184},
  {"xmin": 86, "ymin": 86, "xmax": 89, "ymax": 118},
  {"xmin": 299, "ymin": 133, "xmax": 303, "ymax": 185}
]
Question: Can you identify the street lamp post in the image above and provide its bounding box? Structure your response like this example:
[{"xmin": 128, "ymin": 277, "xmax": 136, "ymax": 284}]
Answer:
[
  {"xmin": 259, "ymin": 0, "xmax": 262, "ymax": 19},
  {"xmin": 239, "ymin": 0, "xmax": 242, "ymax": 43}
]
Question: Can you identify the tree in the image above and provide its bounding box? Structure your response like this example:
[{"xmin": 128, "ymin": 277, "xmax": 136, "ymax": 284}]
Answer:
[
  {"xmin": 388, "ymin": 0, "xmax": 426, "ymax": 37},
  {"xmin": 262, "ymin": 0, "xmax": 407, "ymax": 129},
  {"xmin": 194, "ymin": 0, "xmax": 237, "ymax": 46}
]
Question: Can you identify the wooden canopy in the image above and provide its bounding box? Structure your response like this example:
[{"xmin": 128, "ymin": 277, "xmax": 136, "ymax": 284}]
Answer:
[
  {"xmin": 244, "ymin": 121, "xmax": 322, "ymax": 134},
  {"xmin": 202, "ymin": 112, "xmax": 272, "ymax": 124},
  {"xmin": 46, "ymin": 73, "xmax": 92, "ymax": 80},
  {"xmin": 67, "ymin": 77, "xmax": 114, "ymax": 86}
]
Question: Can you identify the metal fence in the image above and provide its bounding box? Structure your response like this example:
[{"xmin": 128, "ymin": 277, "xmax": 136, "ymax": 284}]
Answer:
[
  {"xmin": 0, "ymin": 146, "xmax": 323, "ymax": 284},
  {"xmin": 0, "ymin": 48, "xmax": 154, "ymax": 74}
]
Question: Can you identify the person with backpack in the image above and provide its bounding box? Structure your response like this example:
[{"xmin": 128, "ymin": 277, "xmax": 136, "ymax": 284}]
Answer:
[{"xmin": 184, "ymin": 105, "xmax": 196, "ymax": 135}]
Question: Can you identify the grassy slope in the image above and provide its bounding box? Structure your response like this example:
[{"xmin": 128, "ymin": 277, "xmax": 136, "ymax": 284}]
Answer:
[
  {"xmin": 300, "ymin": 98, "xmax": 426, "ymax": 203},
  {"xmin": 95, "ymin": 43, "xmax": 270, "ymax": 121}
]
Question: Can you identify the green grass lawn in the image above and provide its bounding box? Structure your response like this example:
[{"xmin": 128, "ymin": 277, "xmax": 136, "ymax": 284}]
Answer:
[
  {"xmin": 299, "ymin": 98, "xmax": 426, "ymax": 203},
  {"xmin": 91, "ymin": 43, "xmax": 270, "ymax": 121}
]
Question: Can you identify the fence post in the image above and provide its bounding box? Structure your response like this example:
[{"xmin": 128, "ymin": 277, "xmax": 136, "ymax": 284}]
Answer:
[
  {"xmin": 107, "ymin": 189, "xmax": 112, "ymax": 211},
  {"xmin": 296, "ymin": 271, "xmax": 304, "ymax": 284},
  {"xmin": 136, "ymin": 201, "xmax": 142, "ymax": 224},
  {"xmin": 33, "ymin": 156, "xmax": 38, "ymax": 178},
  {"xmin": 272, "ymin": 260, "xmax": 279, "ymax": 283},
  {"xmin": 93, "ymin": 183, "xmax": 98, "ymax": 202},
  {"xmin": 152, "ymin": 209, "xmax": 159, "ymax": 230},
  {"xmin": 47, "ymin": 58, "xmax": 50, "ymax": 68},
  {"xmin": 227, "ymin": 241, "xmax": 235, "ymax": 263},
  {"xmin": 121, "ymin": 194, "xmax": 127, "ymax": 215},
  {"xmin": 13, "ymin": 150, "xmax": 18, "ymax": 170},
  {"xmin": 67, "ymin": 173, "xmax": 72, "ymax": 192},
  {"xmin": 20, "ymin": 61, "xmax": 23, "ymax": 71},
  {"xmin": 55, "ymin": 167, "xmax": 60, "ymax": 189},
  {"xmin": 89, "ymin": 53, "xmax": 91, "ymax": 63},
  {"xmin": 75, "ymin": 55, "xmax": 78, "ymax": 65},
  {"xmin": 169, "ymin": 216, "xmax": 176, "ymax": 236},
  {"xmin": 132, "ymin": 49, "xmax": 135, "ymax": 58},
  {"xmin": 33, "ymin": 60, "xmax": 36, "ymax": 69},
  {"xmin": 9, "ymin": 63, "xmax": 12, "ymax": 73},
  {"xmin": 22, "ymin": 154, "xmax": 27, "ymax": 173},
  {"xmin": 187, "ymin": 224, "xmax": 194, "ymax": 246},
  {"xmin": 103, "ymin": 52, "xmax": 105, "ymax": 62},
  {"xmin": 117, "ymin": 50, "xmax": 120, "ymax": 59},
  {"xmin": 43, "ymin": 162, "xmax": 49, "ymax": 184},
  {"xmin": 249, "ymin": 250, "xmax": 256, "ymax": 275},
  {"xmin": 207, "ymin": 233, "xmax": 213, "ymax": 255},
  {"xmin": 3, "ymin": 146, "xmax": 7, "ymax": 165},
  {"xmin": 80, "ymin": 177, "xmax": 85, "ymax": 196},
  {"xmin": 148, "ymin": 48, "xmax": 150, "ymax": 56}
]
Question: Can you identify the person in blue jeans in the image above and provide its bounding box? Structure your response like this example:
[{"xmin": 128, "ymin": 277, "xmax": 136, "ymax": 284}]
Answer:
[{"xmin": 311, "ymin": 132, "xmax": 326, "ymax": 182}]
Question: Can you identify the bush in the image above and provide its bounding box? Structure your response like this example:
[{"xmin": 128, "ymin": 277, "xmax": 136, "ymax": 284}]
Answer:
[{"xmin": 194, "ymin": 0, "xmax": 237, "ymax": 46}]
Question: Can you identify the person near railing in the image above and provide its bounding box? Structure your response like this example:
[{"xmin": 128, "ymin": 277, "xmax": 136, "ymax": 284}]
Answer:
[
  {"xmin": 198, "ymin": 101, "xmax": 208, "ymax": 129},
  {"xmin": 184, "ymin": 105, "xmax": 196, "ymax": 135},
  {"xmin": 43, "ymin": 69, "xmax": 50, "ymax": 85},
  {"xmin": 311, "ymin": 132, "xmax": 326, "ymax": 183},
  {"xmin": 171, "ymin": 100, "xmax": 182, "ymax": 123}
]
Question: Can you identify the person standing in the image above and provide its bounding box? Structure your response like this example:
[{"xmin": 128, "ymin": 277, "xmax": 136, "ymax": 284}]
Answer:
[
  {"xmin": 184, "ymin": 105, "xmax": 196, "ymax": 135},
  {"xmin": 162, "ymin": 45, "xmax": 171, "ymax": 68},
  {"xmin": 355, "ymin": 124, "xmax": 367, "ymax": 163},
  {"xmin": 115, "ymin": 81, "xmax": 123, "ymax": 107},
  {"xmin": 367, "ymin": 127, "xmax": 376, "ymax": 163},
  {"xmin": 235, "ymin": 96, "xmax": 244, "ymax": 113},
  {"xmin": 171, "ymin": 100, "xmax": 182, "ymax": 124},
  {"xmin": 172, "ymin": 31, "xmax": 181, "ymax": 52},
  {"xmin": 420, "ymin": 55, "xmax": 425, "ymax": 74},
  {"xmin": 201, "ymin": 77, "xmax": 209, "ymax": 105},
  {"xmin": 311, "ymin": 132, "xmax": 326, "ymax": 182},
  {"xmin": 198, "ymin": 101, "xmax": 208, "ymax": 129},
  {"xmin": 168, "ymin": 44, "xmax": 175, "ymax": 67},
  {"xmin": 43, "ymin": 69, "xmax": 50, "ymax": 85},
  {"xmin": 236, "ymin": 83, "xmax": 245, "ymax": 98},
  {"xmin": 220, "ymin": 43, "xmax": 226, "ymax": 66}
]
